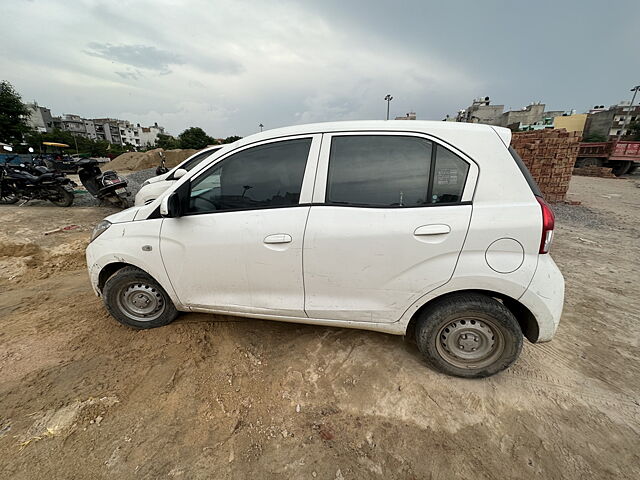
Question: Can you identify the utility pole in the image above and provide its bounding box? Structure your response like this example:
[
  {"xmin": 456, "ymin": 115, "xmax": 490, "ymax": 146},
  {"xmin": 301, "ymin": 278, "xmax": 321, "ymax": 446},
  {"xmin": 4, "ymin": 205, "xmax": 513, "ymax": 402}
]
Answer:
[
  {"xmin": 384, "ymin": 94, "xmax": 393, "ymax": 120},
  {"xmin": 617, "ymin": 85, "xmax": 640, "ymax": 141}
]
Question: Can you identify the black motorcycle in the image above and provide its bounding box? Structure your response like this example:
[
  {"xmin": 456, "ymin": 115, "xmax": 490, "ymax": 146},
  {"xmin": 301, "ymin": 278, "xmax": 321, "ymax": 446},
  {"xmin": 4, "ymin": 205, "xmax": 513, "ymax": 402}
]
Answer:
[
  {"xmin": 77, "ymin": 159, "xmax": 131, "ymax": 208},
  {"xmin": 0, "ymin": 163, "xmax": 75, "ymax": 206}
]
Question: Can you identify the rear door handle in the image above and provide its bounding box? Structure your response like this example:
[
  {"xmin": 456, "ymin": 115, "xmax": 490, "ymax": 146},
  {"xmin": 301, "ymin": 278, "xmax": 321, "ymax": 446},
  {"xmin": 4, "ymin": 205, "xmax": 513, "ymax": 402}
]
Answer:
[
  {"xmin": 264, "ymin": 234, "xmax": 292, "ymax": 244},
  {"xmin": 414, "ymin": 224, "xmax": 451, "ymax": 236}
]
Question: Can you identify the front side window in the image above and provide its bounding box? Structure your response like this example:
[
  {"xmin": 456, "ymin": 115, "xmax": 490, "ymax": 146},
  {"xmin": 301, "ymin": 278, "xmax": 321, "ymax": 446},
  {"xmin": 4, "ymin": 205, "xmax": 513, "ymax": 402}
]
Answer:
[
  {"xmin": 327, "ymin": 135, "xmax": 432, "ymax": 207},
  {"xmin": 188, "ymin": 138, "xmax": 311, "ymax": 213}
]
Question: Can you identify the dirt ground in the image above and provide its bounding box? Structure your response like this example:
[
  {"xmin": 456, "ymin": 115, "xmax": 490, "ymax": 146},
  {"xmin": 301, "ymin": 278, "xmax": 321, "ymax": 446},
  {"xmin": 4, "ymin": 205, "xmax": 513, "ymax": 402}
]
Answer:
[{"xmin": 0, "ymin": 175, "xmax": 639, "ymax": 479}]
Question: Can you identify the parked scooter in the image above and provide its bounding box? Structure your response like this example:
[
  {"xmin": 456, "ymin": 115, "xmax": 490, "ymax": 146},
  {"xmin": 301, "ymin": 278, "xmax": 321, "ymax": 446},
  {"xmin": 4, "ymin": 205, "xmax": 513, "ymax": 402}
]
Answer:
[
  {"xmin": 0, "ymin": 163, "xmax": 76, "ymax": 206},
  {"xmin": 76, "ymin": 159, "xmax": 131, "ymax": 208}
]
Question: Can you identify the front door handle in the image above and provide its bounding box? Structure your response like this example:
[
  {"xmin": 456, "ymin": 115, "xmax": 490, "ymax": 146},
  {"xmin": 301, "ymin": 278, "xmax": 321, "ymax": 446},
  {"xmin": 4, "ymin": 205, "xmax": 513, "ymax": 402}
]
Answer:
[
  {"xmin": 264, "ymin": 234, "xmax": 292, "ymax": 244},
  {"xmin": 414, "ymin": 224, "xmax": 451, "ymax": 236}
]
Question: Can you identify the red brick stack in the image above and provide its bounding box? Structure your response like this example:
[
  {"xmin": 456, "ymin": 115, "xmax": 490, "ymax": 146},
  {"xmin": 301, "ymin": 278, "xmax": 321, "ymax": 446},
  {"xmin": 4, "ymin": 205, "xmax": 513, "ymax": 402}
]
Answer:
[{"xmin": 510, "ymin": 130, "xmax": 581, "ymax": 203}]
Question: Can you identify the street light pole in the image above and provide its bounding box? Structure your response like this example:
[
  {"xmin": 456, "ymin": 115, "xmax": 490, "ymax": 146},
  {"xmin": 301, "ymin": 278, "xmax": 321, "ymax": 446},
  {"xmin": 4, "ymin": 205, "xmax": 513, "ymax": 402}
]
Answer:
[
  {"xmin": 617, "ymin": 85, "xmax": 640, "ymax": 141},
  {"xmin": 384, "ymin": 94, "xmax": 393, "ymax": 120}
]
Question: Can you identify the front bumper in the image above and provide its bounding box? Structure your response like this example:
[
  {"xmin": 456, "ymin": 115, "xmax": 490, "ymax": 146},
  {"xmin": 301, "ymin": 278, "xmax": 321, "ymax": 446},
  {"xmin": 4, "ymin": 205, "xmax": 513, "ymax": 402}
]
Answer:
[{"xmin": 86, "ymin": 244, "xmax": 101, "ymax": 296}]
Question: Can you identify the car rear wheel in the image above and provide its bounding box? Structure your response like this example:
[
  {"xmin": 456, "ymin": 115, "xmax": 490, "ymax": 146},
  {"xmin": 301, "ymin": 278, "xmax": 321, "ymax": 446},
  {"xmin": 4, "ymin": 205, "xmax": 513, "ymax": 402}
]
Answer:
[
  {"xmin": 103, "ymin": 266, "xmax": 179, "ymax": 329},
  {"xmin": 415, "ymin": 293, "xmax": 523, "ymax": 378}
]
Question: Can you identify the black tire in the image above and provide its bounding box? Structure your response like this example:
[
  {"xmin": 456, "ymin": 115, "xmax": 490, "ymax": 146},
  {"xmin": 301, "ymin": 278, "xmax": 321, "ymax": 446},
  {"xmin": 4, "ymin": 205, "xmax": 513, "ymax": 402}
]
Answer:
[
  {"xmin": 626, "ymin": 163, "xmax": 638, "ymax": 175},
  {"xmin": 610, "ymin": 161, "xmax": 631, "ymax": 176},
  {"xmin": 0, "ymin": 187, "xmax": 19, "ymax": 204},
  {"xmin": 415, "ymin": 293, "xmax": 523, "ymax": 378},
  {"xmin": 103, "ymin": 266, "xmax": 179, "ymax": 329},
  {"xmin": 49, "ymin": 186, "xmax": 74, "ymax": 207}
]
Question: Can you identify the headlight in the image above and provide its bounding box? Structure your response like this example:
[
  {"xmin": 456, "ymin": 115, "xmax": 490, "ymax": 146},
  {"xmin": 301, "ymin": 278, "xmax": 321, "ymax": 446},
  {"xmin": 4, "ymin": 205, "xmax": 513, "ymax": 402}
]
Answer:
[{"xmin": 90, "ymin": 220, "xmax": 111, "ymax": 242}]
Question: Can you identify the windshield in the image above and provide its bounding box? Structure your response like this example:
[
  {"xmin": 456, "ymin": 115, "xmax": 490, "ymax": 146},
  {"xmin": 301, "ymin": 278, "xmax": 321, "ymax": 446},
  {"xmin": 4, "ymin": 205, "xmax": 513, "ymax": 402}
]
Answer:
[{"xmin": 181, "ymin": 149, "xmax": 219, "ymax": 172}]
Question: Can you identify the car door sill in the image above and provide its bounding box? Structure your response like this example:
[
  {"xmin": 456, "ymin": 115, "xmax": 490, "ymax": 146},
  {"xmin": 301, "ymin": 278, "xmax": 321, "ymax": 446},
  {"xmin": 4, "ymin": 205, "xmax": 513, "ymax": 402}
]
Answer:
[{"xmin": 187, "ymin": 306, "xmax": 406, "ymax": 335}]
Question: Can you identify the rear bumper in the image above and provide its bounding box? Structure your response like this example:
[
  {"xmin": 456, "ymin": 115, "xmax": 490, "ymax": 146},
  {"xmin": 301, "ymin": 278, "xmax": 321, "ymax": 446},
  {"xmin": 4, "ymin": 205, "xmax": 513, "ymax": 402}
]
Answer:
[{"xmin": 519, "ymin": 254, "xmax": 565, "ymax": 342}]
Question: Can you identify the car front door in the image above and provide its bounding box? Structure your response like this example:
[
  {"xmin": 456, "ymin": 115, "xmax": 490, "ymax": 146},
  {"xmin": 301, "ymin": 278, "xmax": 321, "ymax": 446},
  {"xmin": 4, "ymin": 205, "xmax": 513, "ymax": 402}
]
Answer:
[
  {"xmin": 159, "ymin": 135, "xmax": 320, "ymax": 317},
  {"xmin": 303, "ymin": 132, "xmax": 477, "ymax": 323}
]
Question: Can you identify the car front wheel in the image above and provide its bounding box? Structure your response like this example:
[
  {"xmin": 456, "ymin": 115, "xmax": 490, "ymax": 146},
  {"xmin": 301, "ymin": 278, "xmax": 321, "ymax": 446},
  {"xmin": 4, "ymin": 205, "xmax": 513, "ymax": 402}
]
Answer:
[
  {"xmin": 103, "ymin": 266, "xmax": 179, "ymax": 329},
  {"xmin": 415, "ymin": 293, "xmax": 523, "ymax": 378}
]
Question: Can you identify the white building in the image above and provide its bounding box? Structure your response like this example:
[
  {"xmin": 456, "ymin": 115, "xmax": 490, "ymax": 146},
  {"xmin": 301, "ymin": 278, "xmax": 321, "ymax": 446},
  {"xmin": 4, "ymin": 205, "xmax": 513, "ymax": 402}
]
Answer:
[
  {"xmin": 140, "ymin": 123, "xmax": 166, "ymax": 147},
  {"xmin": 26, "ymin": 102, "xmax": 54, "ymax": 133},
  {"xmin": 118, "ymin": 120, "xmax": 142, "ymax": 147}
]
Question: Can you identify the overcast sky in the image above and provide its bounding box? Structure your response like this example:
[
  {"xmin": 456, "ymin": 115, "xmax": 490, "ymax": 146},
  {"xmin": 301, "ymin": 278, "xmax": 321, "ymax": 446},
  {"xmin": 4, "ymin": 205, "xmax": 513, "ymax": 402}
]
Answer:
[{"xmin": 2, "ymin": 0, "xmax": 639, "ymax": 137}]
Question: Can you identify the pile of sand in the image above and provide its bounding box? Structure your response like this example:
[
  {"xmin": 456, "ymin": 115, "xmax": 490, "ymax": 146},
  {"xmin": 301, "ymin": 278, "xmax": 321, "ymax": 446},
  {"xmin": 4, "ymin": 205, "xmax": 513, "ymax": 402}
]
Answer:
[
  {"xmin": 105, "ymin": 148, "xmax": 199, "ymax": 171},
  {"xmin": 0, "ymin": 238, "xmax": 88, "ymax": 281}
]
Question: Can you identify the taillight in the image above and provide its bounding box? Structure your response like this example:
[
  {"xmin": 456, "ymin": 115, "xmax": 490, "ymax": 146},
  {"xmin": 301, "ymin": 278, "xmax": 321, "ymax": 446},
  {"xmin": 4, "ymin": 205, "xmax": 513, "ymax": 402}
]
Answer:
[{"xmin": 536, "ymin": 197, "xmax": 555, "ymax": 254}]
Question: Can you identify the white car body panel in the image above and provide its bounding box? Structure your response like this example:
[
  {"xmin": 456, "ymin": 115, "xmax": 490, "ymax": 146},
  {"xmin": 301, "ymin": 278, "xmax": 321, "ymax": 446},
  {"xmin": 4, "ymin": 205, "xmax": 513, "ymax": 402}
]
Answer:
[{"xmin": 87, "ymin": 120, "xmax": 564, "ymax": 344}]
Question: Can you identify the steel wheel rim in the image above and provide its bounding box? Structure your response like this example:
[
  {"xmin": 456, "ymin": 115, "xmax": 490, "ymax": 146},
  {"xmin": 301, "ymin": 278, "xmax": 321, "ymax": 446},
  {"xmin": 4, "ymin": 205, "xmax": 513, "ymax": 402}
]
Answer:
[
  {"xmin": 116, "ymin": 282, "xmax": 165, "ymax": 322},
  {"xmin": 435, "ymin": 316, "xmax": 505, "ymax": 369}
]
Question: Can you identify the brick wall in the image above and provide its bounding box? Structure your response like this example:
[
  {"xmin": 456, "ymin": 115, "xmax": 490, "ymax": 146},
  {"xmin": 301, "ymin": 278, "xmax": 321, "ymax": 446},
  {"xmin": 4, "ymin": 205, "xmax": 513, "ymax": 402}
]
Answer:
[{"xmin": 510, "ymin": 129, "xmax": 580, "ymax": 203}]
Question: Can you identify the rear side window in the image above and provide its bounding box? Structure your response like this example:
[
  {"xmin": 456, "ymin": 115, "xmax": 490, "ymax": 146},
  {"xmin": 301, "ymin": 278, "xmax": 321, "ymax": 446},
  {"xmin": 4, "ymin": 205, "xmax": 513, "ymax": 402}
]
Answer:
[
  {"xmin": 508, "ymin": 146, "xmax": 542, "ymax": 197},
  {"xmin": 431, "ymin": 146, "xmax": 469, "ymax": 204},
  {"xmin": 326, "ymin": 135, "xmax": 470, "ymax": 207},
  {"xmin": 327, "ymin": 135, "xmax": 432, "ymax": 207}
]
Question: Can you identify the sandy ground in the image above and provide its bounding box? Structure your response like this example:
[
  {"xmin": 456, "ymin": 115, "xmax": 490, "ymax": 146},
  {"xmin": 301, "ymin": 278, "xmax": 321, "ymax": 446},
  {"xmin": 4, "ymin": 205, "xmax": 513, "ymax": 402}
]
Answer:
[{"xmin": 0, "ymin": 175, "xmax": 639, "ymax": 479}]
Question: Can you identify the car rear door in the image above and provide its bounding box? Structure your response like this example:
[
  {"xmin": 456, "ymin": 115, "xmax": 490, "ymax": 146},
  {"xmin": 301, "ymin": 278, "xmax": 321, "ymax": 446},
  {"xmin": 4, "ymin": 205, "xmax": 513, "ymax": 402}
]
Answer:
[{"xmin": 303, "ymin": 132, "xmax": 477, "ymax": 323}]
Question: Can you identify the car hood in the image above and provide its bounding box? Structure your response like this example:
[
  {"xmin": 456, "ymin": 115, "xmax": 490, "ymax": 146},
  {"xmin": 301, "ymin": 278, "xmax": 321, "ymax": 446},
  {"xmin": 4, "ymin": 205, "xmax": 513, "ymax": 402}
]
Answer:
[
  {"xmin": 104, "ymin": 206, "xmax": 142, "ymax": 224},
  {"xmin": 146, "ymin": 171, "xmax": 170, "ymax": 184}
]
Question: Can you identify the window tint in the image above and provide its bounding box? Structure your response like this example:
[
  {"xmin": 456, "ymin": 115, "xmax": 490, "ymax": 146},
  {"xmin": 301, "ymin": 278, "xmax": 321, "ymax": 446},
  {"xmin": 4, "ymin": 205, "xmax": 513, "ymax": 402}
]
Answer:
[
  {"xmin": 188, "ymin": 138, "xmax": 311, "ymax": 213},
  {"xmin": 430, "ymin": 146, "xmax": 469, "ymax": 204},
  {"xmin": 327, "ymin": 135, "xmax": 432, "ymax": 207}
]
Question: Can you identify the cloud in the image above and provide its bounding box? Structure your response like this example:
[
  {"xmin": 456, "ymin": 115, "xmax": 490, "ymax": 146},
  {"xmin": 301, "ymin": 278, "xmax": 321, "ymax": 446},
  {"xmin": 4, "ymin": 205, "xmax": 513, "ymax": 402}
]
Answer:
[
  {"xmin": 4, "ymin": 0, "xmax": 636, "ymax": 138},
  {"xmin": 85, "ymin": 43, "xmax": 184, "ymax": 74},
  {"xmin": 114, "ymin": 70, "xmax": 143, "ymax": 81}
]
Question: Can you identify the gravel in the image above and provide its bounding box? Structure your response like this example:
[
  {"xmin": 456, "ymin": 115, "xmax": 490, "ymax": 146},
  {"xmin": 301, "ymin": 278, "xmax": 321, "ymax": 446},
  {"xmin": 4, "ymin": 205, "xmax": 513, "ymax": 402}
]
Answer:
[
  {"xmin": 125, "ymin": 168, "xmax": 158, "ymax": 197},
  {"xmin": 552, "ymin": 203, "xmax": 613, "ymax": 230}
]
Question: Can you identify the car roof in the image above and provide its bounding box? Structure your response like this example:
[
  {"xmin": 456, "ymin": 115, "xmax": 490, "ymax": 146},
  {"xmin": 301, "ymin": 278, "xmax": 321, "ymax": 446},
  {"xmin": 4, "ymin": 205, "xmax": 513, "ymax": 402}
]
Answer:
[{"xmin": 231, "ymin": 120, "xmax": 511, "ymax": 149}]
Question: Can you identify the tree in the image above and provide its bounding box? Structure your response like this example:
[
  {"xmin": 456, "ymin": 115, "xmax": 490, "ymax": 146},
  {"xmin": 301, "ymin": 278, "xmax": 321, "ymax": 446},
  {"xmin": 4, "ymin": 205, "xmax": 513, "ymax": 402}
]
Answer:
[
  {"xmin": 0, "ymin": 80, "xmax": 33, "ymax": 144},
  {"xmin": 178, "ymin": 127, "xmax": 215, "ymax": 149},
  {"xmin": 155, "ymin": 133, "xmax": 179, "ymax": 150},
  {"xmin": 626, "ymin": 120, "xmax": 640, "ymax": 141},
  {"xmin": 221, "ymin": 135, "xmax": 242, "ymax": 144}
]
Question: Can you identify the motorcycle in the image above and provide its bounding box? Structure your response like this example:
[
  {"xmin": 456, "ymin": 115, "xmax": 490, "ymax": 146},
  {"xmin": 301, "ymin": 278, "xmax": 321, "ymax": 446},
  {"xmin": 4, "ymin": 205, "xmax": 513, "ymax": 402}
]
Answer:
[
  {"xmin": 0, "ymin": 163, "xmax": 76, "ymax": 207},
  {"xmin": 76, "ymin": 159, "xmax": 131, "ymax": 208},
  {"xmin": 155, "ymin": 151, "xmax": 169, "ymax": 176}
]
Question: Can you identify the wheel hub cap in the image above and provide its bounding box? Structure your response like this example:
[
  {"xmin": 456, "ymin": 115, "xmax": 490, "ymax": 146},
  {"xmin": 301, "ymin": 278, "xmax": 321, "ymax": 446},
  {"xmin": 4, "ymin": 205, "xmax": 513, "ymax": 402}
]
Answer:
[
  {"xmin": 118, "ymin": 283, "xmax": 165, "ymax": 321},
  {"xmin": 436, "ymin": 318, "xmax": 503, "ymax": 368}
]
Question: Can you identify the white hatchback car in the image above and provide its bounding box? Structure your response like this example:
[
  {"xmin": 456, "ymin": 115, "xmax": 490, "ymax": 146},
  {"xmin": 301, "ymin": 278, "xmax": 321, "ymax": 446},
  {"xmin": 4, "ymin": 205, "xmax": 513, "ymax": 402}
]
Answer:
[
  {"xmin": 134, "ymin": 146, "xmax": 223, "ymax": 206},
  {"xmin": 87, "ymin": 121, "xmax": 564, "ymax": 378}
]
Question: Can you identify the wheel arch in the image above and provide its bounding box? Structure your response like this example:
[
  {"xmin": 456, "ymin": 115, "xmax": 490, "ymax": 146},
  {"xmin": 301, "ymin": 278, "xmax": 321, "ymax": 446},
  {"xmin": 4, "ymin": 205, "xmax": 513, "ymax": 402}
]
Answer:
[{"xmin": 404, "ymin": 289, "xmax": 539, "ymax": 343}]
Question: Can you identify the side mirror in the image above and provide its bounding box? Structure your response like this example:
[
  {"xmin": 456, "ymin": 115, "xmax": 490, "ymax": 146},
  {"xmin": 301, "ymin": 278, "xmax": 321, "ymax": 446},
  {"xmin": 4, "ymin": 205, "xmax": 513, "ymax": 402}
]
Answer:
[
  {"xmin": 160, "ymin": 192, "xmax": 181, "ymax": 218},
  {"xmin": 173, "ymin": 168, "xmax": 187, "ymax": 179}
]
